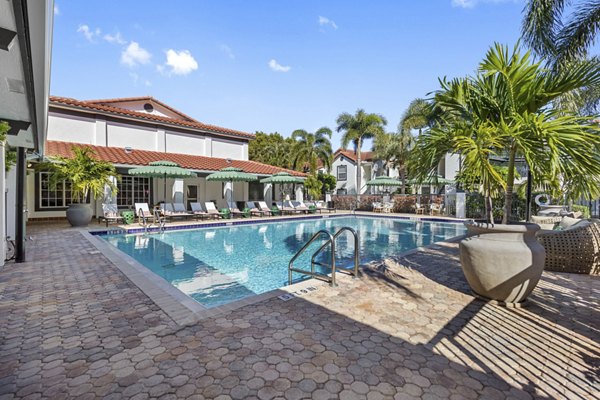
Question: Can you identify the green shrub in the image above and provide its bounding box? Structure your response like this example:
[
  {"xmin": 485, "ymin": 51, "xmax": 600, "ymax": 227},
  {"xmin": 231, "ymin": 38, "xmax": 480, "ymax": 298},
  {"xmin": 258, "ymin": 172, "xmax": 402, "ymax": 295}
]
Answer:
[{"xmin": 572, "ymin": 204, "xmax": 591, "ymax": 218}]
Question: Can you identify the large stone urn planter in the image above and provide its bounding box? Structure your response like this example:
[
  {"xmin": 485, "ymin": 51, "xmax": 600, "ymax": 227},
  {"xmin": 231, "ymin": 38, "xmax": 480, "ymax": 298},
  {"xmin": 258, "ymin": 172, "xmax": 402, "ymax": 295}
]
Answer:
[
  {"xmin": 66, "ymin": 203, "xmax": 93, "ymax": 227},
  {"xmin": 459, "ymin": 222, "xmax": 545, "ymax": 305}
]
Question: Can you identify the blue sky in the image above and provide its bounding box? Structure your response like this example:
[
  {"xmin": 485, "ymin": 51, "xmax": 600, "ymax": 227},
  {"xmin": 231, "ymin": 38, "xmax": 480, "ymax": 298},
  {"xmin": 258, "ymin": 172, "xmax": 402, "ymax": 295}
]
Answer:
[{"xmin": 51, "ymin": 0, "xmax": 526, "ymax": 148}]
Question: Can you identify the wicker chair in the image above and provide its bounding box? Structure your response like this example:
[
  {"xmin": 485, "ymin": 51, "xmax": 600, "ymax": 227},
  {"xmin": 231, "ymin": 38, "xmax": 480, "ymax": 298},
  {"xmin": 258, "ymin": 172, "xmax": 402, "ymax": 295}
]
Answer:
[
  {"xmin": 530, "ymin": 215, "xmax": 562, "ymax": 230},
  {"xmin": 537, "ymin": 219, "xmax": 600, "ymax": 275}
]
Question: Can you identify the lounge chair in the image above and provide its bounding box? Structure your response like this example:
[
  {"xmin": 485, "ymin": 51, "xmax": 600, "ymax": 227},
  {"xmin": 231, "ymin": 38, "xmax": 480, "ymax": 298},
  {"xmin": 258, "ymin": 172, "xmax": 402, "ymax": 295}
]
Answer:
[
  {"xmin": 205, "ymin": 202, "xmax": 225, "ymax": 219},
  {"xmin": 100, "ymin": 203, "xmax": 123, "ymax": 227},
  {"xmin": 382, "ymin": 202, "xmax": 394, "ymax": 213},
  {"xmin": 190, "ymin": 202, "xmax": 212, "ymax": 220},
  {"xmin": 304, "ymin": 201, "xmax": 321, "ymax": 214},
  {"xmin": 161, "ymin": 203, "xmax": 188, "ymax": 220},
  {"xmin": 315, "ymin": 201, "xmax": 336, "ymax": 213},
  {"xmin": 257, "ymin": 201, "xmax": 273, "ymax": 216},
  {"xmin": 291, "ymin": 201, "xmax": 309, "ymax": 213},
  {"xmin": 414, "ymin": 202, "xmax": 425, "ymax": 215},
  {"xmin": 173, "ymin": 203, "xmax": 194, "ymax": 219},
  {"xmin": 227, "ymin": 201, "xmax": 245, "ymax": 218},
  {"xmin": 275, "ymin": 201, "xmax": 297, "ymax": 215},
  {"xmin": 537, "ymin": 218, "xmax": 600, "ymax": 275},
  {"xmin": 246, "ymin": 202, "xmax": 266, "ymax": 217},
  {"xmin": 430, "ymin": 203, "xmax": 444, "ymax": 216},
  {"xmin": 372, "ymin": 202, "xmax": 383, "ymax": 213},
  {"xmin": 135, "ymin": 203, "xmax": 154, "ymax": 224}
]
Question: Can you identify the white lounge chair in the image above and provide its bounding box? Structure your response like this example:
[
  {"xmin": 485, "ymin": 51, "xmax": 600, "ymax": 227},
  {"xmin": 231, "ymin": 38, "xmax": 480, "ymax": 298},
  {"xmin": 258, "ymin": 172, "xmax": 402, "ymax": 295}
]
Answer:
[
  {"xmin": 315, "ymin": 201, "xmax": 336, "ymax": 213},
  {"xmin": 291, "ymin": 201, "xmax": 309, "ymax": 213},
  {"xmin": 100, "ymin": 203, "xmax": 123, "ymax": 227},
  {"xmin": 246, "ymin": 201, "xmax": 266, "ymax": 217},
  {"xmin": 190, "ymin": 202, "xmax": 212, "ymax": 220},
  {"xmin": 227, "ymin": 201, "xmax": 245, "ymax": 218},
  {"xmin": 135, "ymin": 202, "xmax": 153, "ymax": 224},
  {"xmin": 173, "ymin": 203, "xmax": 194, "ymax": 218},
  {"xmin": 205, "ymin": 202, "xmax": 223, "ymax": 218},
  {"xmin": 257, "ymin": 201, "xmax": 273, "ymax": 216},
  {"xmin": 430, "ymin": 203, "xmax": 444, "ymax": 216}
]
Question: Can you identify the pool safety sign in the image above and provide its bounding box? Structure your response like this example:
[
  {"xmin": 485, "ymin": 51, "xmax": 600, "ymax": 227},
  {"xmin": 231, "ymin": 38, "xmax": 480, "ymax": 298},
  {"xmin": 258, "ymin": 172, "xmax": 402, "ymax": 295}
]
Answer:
[{"xmin": 278, "ymin": 286, "xmax": 318, "ymax": 301}]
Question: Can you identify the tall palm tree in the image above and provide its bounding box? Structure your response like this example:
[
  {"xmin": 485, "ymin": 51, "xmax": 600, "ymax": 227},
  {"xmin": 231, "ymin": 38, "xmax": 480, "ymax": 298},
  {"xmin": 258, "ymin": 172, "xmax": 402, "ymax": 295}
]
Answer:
[
  {"xmin": 412, "ymin": 43, "xmax": 600, "ymax": 223},
  {"xmin": 400, "ymin": 98, "xmax": 436, "ymax": 135},
  {"xmin": 336, "ymin": 109, "xmax": 387, "ymax": 200},
  {"xmin": 373, "ymin": 130, "xmax": 414, "ymax": 194},
  {"xmin": 291, "ymin": 127, "xmax": 333, "ymax": 174},
  {"xmin": 522, "ymin": 0, "xmax": 600, "ymax": 64}
]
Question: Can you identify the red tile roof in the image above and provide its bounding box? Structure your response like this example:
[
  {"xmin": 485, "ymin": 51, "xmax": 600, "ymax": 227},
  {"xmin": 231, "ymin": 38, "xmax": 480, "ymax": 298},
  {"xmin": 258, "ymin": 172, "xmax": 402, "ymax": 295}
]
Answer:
[
  {"xmin": 46, "ymin": 141, "xmax": 306, "ymax": 177},
  {"xmin": 334, "ymin": 148, "xmax": 375, "ymax": 163},
  {"xmin": 84, "ymin": 96, "xmax": 199, "ymax": 123},
  {"xmin": 49, "ymin": 96, "xmax": 255, "ymax": 140}
]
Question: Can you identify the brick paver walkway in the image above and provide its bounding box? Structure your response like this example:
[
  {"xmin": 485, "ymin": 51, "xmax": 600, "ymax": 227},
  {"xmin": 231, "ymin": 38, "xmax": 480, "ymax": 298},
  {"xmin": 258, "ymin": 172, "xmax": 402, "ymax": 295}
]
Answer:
[{"xmin": 0, "ymin": 224, "xmax": 598, "ymax": 399}]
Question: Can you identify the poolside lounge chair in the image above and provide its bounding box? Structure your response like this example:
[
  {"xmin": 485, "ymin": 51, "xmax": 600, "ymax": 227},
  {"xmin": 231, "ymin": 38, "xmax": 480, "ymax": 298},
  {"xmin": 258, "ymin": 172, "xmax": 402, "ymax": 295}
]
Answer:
[
  {"xmin": 430, "ymin": 203, "xmax": 444, "ymax": 216},
  {"xmin": 257, "ymin": 201, "xmax": 273, "ymax": 216},
  {"xmin": 246, "ymin": 202, "xmax": 266, "ymax": 217},
  {"xmin": 291, "ymin": 201, "xmax": 310, "ymax": 213},
  {"xmin": 190, "ymin": 202, "xmax": 212, "ymax": 220},
  {"xmin": 276, "ymin": 201, "xmax": 297, "ymax": 215},
  {"xmin": 372, "ymin": 202, "xmax": 383, "ymax": 213},
  {"xmin": 227, "ymin": 201, "xmax": 245, "ymax": 218},
  {"xmin": 537, "ymin": 218, "xmax": 600, "ymax": 275},
  {"xmin": 304, "ymin": 201, "xmax": 322, "ymax": 214},
  {"xmin": 100, "ymin": 203, "xmax": 123, "ymax": 227},
  {"xmin": 135, "ymin": 203, "xmax": 154, "ymax": 224},
  {"xmin": 173, "ymin": 203, "xmax": 194, "ymax": 218},
  {"xmin": 315, "ymin": 201, "xmax": 336, "ymax": 213},
  {"xmin": 382, "ymin": 202, "xmax": 394, "ymax": 213},
  {"xmin": 414, "ymin": 202, "xmax": 425, "ymax": 215},
  {"xmin": 204, "ymin": 202, "xmax": 223, "ymax": 219}
]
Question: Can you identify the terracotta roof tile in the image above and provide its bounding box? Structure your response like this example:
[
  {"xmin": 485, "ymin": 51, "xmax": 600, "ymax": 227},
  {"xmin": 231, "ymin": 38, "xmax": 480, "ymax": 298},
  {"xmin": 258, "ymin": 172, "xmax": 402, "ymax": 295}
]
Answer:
[
  {"xmin": 83, "ymin": 96, "xmax": 199, "ymax": 123},
  {"xmin": 45, "ymin": 141, "xmax": 306, "ymax": 177},
  {"xmin": 49, "ymin": 96, "xmax": 255, "ymax": 140},
  {"xmin": 334, "ymin": 148, "xmax": 375, "ymax": 163}
]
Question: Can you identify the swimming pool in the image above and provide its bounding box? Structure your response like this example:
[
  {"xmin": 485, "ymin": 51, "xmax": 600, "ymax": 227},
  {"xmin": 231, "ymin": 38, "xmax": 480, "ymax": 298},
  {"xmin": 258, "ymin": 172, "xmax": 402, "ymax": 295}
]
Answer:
[{"xmin": 102, "ymin": 216, "xmax": 466, "ymax": 308}]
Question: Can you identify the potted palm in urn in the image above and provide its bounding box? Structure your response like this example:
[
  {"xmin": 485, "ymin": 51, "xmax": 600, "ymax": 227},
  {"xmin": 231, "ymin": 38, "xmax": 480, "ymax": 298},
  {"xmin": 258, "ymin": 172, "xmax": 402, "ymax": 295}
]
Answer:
[{"xmin": 40, "ymin": 146, "xmax": 118, "ymax": 227}]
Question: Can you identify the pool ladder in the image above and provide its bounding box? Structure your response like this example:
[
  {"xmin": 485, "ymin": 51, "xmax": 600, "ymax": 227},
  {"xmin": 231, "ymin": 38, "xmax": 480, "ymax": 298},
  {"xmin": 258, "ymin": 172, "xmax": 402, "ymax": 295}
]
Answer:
[
  {"xmin": 288, "ymin": 227, "xmax": 359, "ymax": 287},
  {"xmin": 138, "ymin": 208, "xmax": 166, "ymax": 233}
]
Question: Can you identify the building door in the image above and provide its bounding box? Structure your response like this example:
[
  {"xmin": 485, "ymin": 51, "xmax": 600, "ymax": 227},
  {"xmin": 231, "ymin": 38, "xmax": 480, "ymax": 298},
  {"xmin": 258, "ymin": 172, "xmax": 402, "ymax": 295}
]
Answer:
[{"xmin": 186, "ymin": 185, "xmax": 198, "ymax": 210}]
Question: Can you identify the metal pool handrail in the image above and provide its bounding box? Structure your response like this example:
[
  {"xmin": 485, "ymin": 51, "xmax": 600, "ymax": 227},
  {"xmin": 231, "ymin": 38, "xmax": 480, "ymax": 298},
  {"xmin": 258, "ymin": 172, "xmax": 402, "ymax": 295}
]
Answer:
[
  {"xmin": 311, "ymin": 226, "xmax": 359, "ymax": 279},
  {"xmin": 288, "ymin": 229, "xmax": 336, "ymax": 286}
]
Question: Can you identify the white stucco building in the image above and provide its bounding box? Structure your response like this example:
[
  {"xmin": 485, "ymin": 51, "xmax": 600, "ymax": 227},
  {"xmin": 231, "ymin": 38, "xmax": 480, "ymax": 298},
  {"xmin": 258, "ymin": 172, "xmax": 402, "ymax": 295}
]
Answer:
[{"xmin": 29, "ymin": 96, "xmax": 304, "ymax": 221}]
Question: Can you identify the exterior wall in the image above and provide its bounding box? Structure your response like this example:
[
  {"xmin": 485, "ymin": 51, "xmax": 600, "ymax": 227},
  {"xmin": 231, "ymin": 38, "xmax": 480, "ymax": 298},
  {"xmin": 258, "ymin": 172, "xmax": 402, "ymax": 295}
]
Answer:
[
  {"xmin": 106, "ymin": 121, "xmax": 156, "ymax": 151},
  {"xmin": 444, "ymin": 153, "xmax": 461, "ymax": 181},
  {"xmin": 332, "ymin": 156, "xmax": 357, "ymax": 194},
  {"xmin": 47, "ymin": 111, "xmax": 96, "ymax": 144},
  {"xmin": 211, "ymin": 138, "xmax": 245, "ymax": 160},
  {"xmin": 165, "ymin": 131, "xmax": 205, "ymax": 156}
]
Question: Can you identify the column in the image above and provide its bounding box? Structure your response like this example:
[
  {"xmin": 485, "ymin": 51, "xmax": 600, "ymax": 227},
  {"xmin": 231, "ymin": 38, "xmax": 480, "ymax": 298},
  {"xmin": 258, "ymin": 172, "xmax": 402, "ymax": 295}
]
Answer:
[
  {"xmin": 15, "ymin": 147, "xmax": 26, "ymax": 263},
  {"xmin": 0, "ymin": 142, "xmax": 5, "ymax": 267}
]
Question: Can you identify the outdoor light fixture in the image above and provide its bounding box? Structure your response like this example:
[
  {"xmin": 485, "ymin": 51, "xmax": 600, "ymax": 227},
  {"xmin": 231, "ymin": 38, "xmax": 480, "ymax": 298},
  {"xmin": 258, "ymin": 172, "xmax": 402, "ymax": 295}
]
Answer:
[
  {"xmin": 124, "ymin": 147, "xmax": 133, "ymax": 153},
  {"xmin": 0, "ymin": 27, "xmax": 17, "ymax": 51}
]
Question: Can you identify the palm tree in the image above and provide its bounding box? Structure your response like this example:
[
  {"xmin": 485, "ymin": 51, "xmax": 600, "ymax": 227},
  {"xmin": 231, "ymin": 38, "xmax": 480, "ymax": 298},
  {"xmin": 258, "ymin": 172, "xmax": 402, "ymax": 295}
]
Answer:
[
  {"xmin": 522, "ymin": 0, "xmax": 600, "ymax": 64},
  {"xmin": 400, "ymin": 98, "xmax": 436, "ymax": 135},
  {"xmin": 412, "ymin": 43, "xmax": 600, "ymax": 223},
  {"xmin": 336, "ymin": 109, "xmax": 387, "ymax": 200},
  {"xmin": 291, "ymin": 127, "xmax": 333, "ymax": 174},
  {"xmin": 373, "ymin": 130, "xmax": 413, "ymax": 194}
]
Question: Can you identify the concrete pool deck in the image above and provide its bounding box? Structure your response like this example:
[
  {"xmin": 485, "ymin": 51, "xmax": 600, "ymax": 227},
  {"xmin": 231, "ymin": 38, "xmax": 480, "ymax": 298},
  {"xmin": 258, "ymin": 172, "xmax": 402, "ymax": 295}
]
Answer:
[{"xmin": 0, "ymin": 222, "xmax": 598, "ymax": 399}]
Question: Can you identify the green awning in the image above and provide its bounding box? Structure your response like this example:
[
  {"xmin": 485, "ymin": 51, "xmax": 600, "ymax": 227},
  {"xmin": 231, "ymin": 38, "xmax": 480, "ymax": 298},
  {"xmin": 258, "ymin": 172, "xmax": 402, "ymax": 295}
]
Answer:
[
  {"xmin": 366, "ymin": 176, "xmax": 403, "ymax": 187},
  {"xmin": 260, "ymin": 172, "xmax": 305, "ymax": 184},
  {"xmin": 128, "ymin": 160, "xmax": 196, "ymax": 179},
  {"xmin": 205, "ymin": 167, "xmax": 258, "ymax": 182},
  {"xmin": 408, "ymin": 175, "xmax": 454, "ymax": 185}
]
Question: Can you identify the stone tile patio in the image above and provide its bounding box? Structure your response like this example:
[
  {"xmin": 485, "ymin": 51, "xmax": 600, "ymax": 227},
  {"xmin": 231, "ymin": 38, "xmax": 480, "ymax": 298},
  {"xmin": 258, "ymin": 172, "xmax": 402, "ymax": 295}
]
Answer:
[{"xmin": 0, "ymin": 223, "xmax": 598, "ymax": 399}]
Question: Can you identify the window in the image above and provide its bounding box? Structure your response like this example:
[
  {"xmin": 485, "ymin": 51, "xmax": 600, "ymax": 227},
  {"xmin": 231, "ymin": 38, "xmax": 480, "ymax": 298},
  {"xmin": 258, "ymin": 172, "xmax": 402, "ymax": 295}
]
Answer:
[
  {"xmin": 117, "ymin": 176, "xmax": 151, "ymax": 207},
  {"xmin": 248, "ymin": 182, "xmax": 264, "ymax": 201},
  {"xmin": 337, "ymin": 165, "xmax": 347, "ymax": 181},
  {"xmin": 38, "ymin": 172, "xmax": 72, "ymax": 208}
]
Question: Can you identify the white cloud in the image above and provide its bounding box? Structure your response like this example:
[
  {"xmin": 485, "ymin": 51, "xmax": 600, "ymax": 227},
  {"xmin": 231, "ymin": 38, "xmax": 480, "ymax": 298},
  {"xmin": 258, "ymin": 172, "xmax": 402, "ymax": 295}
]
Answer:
[
  {"xmin": 220, "ymin": 44, "xmax": 235, "ymax": 60},
  {"xmin": 159, "ymin": 49, "xmax": 199, "ymax": 76},
  {"xmin": 103, "ymin": 32, "xmax": 126, "ymax": 45},
  {"xmin": 120, "ymin": 41, "xmax": 151, "ymax": 67},
  {"xmin": 54, "ymin": 4, "xmax": 60, "ymax": 15},
  {"xmin": 451, "ymin": 0, "xmax": 519, "ymax": 8},
  {"xmin": 77, "ymin": 24, "xmax": 101, "ymax": 42},
  {"xmin": 268, "ymin": 59, "xmax": 291, "ymax": 72},
  {"xmin": 318, "ymin": 16, "xmax": 338, "ymax": 30}
]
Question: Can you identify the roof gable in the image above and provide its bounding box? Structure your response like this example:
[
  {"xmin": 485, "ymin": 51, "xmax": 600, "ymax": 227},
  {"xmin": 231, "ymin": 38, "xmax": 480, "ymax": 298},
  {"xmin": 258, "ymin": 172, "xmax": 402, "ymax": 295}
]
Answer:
[
  {"xmin": 334, "ymin": 148, "xmax": 375, "ymax": 163},
  {"xmin": 84, "ymin": 96, "xmax": 198, "ymax": 123}
]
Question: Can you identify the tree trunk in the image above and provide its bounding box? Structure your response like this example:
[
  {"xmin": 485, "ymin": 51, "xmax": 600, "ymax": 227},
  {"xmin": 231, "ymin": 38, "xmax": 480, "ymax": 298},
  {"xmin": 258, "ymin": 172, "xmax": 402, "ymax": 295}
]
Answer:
[
  {"xmin": 356, "ymin": 138, "xmax": 362, "ymax": 207},
  {"xmin": 400, "ymin": 166, "xmax": 406, "ymax": 195},
  {"xmin": 502, "ymin": 146, "xmax": 517, "ymax": 224},
  {"xmin": 485, "ymin": 193, "xmax": 494, "ymax": 224}
]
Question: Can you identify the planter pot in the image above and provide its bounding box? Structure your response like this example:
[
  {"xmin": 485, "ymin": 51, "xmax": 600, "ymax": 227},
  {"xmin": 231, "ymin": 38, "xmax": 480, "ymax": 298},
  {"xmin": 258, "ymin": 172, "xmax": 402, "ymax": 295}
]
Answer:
[
  {"xmin": 66, "ymin": 203, "xmax": 93, "ymax": 227},
  {"xmin": 459, "ymin": 222, "xmax": 545, "ymax": 305}
]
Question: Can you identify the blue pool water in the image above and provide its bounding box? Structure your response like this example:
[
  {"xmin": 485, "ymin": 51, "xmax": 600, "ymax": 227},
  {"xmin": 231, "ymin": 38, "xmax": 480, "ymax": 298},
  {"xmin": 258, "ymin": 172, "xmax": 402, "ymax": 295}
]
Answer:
[{"xmin": 102, "ymin": 216, "xmax": 466, "ymax": 308}]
